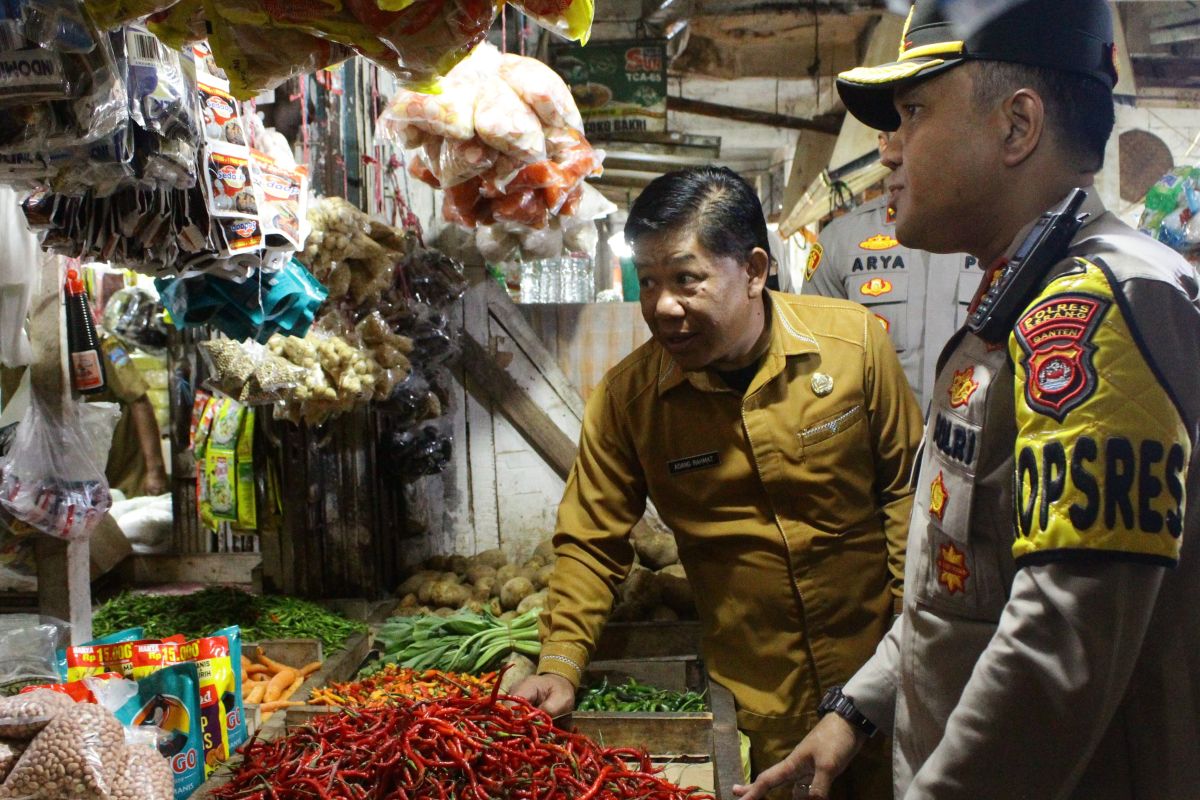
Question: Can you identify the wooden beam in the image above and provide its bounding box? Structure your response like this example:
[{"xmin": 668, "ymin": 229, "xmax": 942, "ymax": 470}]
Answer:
[
  {"xmin": 120, "ymin": 553, "xmax": 262, "ymax": 586},
  {"xmin": 461, "ymin": 332, "xmax": 579, "ymax": 479},
  {"xmin": 28, "ymin": 255, "xmax": 92, "ymax": 644},
  {"xmin": 667, "ymin": 96, "xmax": 842, "ymax": 134}
]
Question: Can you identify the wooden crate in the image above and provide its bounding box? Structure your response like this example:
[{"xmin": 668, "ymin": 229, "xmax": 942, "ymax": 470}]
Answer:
[
  {"xmin": 194, "ymin": 629, "xmax": 372, "ymax": 797},
  {"xmin": 569, "ymin": 656, "xmax": 742, "ymax": 800}
]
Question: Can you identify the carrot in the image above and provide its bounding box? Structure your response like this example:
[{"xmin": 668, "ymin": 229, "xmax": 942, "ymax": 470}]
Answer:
[
  {"xmin": 280, "ymin": 674, "xmax": 305, "ymax": 702},
  {"xmin": 265, "ymin": 668, "xmax": 299, "ymax": 703},
  {"xmin": 256, "ymin": 653, "xmax": 294, "ymax": 674},
  {"xmin": 246, "ymin": 664, "xmax": 272, "ymax": 676},
  {"xmin": 246, "ymin": 682, "xmax": 268, "ymax": 705},
  {"xmin": 259, "ymin": 700, "xmax": 305, "ymax": 712},
  {"xmin": 299, "ymin": 661, "xmax": 322, "ymax": 677},
  {"xmin": 241, "ymin": 655, "xmax": 254, "ymax": 673}
]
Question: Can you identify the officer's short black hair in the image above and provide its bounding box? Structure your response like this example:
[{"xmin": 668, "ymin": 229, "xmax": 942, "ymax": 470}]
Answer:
[
  {"xmin": 969, "ymin": 61, "xmax": 1114, "ymax": 173},
  {"xmin": 625, "ymin": 166, "xmax": 771, "ymax": 265}
]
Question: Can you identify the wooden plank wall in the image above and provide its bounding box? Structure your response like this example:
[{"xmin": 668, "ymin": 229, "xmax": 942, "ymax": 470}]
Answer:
[{"xmin": 518, "ymin": 303, "xmax": 651, "ymax": 402}]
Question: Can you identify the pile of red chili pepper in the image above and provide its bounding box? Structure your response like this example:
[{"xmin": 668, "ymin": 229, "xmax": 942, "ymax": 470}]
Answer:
[
  {"xmin": 211, "ymin": 681, "xmax": 714, "ymax": 800},
  {"xmin": 309, "ymin": 666, "xmax": 497, "ymax": 708}
]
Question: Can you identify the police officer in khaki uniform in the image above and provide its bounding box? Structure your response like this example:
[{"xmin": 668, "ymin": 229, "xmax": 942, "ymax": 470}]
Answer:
[
  {"xmin": 804, "ymin": 133, "xmax": 979, "ymax": 409},
  {"xmin": 737, "ymin": 2, "xmax": 1200, "ymax": 799},
  {"xmin": 513, "ymin": 166, "xmax": 924, "ymax": 800}
]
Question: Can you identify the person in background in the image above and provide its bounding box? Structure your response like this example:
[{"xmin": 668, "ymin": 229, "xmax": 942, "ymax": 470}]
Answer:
[
  {"xmin": 513, "ymin": 166, "xmax": 924, "ymax": 799},
  {"xmin": 736, "ymin": 1, "xmax": 1200, "ymax": 798},
  {"xmin": 804, "ymin": 131, "xmax": 977, "ymax": 410},
  {"xmin": 92, "ymin": 329, "xmax": 168, "ymax": 498}
]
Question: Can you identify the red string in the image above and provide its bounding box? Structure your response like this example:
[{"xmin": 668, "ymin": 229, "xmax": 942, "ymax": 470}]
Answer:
[{"xmin": 501, "ymin": 3, "xmax": 507, "ymax": 53}]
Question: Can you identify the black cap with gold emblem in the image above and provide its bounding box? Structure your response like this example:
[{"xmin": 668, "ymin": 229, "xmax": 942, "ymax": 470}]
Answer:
[{"xmin": 837, "ymin": 0, "xmax": 1118, "ymax": 131}]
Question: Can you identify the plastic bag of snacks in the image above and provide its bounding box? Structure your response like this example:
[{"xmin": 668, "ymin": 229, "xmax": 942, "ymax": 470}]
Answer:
[
  {"xmin": 2, "ymin": 701, "xmax": 127, "ymax": 799},
  {"xmin": 107, "ymin": 743, "xmax": 175, "ymax": 800},
  {"xmin": 0, "ymin": 396, "xmax": 119, "ymax": 541},
  {"xmin": 83, "ymin": 0, "xmax": 180, "ymax": 31},
  {"xmin": 0, "ymin": 689, "xmax": 76, "ymax": 739}
]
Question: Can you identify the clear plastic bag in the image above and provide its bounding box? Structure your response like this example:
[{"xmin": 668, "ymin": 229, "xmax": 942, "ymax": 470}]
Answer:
[
  {"xmin": 0, "ymin": 737, "xmax": 27, "ymax": 782},
  {"xmin": 507, "ymin": 0, "xmax": 594, "ymax": 44},
  {"xmin": 0, "ymin": 689, "xmax": 76, "ymax": 739},
  {"xmin": 0, "ymin": 617, "xmax": 70, "ymax": 697},
  {"xmin": 108, "ymin": 742, "xmax": 174, "ymax": 800},
  {"xmin": 0, "ymin": 396, "xmax": 118, "ymax": 541},
  {"xmin": 498, "ymin": 52, "xmax": 583, "ymax": 133},
  {"xmin": 474, "ymin": 75, "xmax": 546, "ymax": 164},
  {"xmin": 1, "ymin": 701, "xmax": 126, "ymax": 799}
]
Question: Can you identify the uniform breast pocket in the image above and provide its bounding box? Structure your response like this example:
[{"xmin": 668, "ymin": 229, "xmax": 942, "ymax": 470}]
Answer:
[
  {"xmin": 798, "ymin": 404, "xmax": 865, "ymax": 458},
  {"xmin": 848, "ymin": 273, "xmax": 910, "ymax": 352},
  {"xmin": 913, "ymin": 463, "xmax": 1008, "ymax": 620}
]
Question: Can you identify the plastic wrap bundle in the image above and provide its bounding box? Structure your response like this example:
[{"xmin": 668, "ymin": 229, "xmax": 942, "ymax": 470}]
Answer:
[
  {"xmin": 86, "ymin": 0, "xmax": 593, "ymax": 99},
  {"xmin": 378, "ymin": 43, "xmax": 604, "ymax": 249},
  {"xmin": 1139, "ymin": 165, "xmax": 1200, "ymax": 265}
]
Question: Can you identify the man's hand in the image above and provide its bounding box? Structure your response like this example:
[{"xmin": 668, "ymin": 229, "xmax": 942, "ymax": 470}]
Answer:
[
  {"xmin": 510, "ymin": 673, "xmax": 576, "ymax": 717},
  {"xmin": 732, "ymin": 714, "xmax": 866, "ymax": 800},
  {"xmin": 141, "ymin": 467, "xmax": 168, "ymax": 497}
]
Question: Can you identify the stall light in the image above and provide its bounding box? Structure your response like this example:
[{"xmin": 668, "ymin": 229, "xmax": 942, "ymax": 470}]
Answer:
[{"xmin": 608, "ymin": 230, "xmax": 633, "ymax": 259}]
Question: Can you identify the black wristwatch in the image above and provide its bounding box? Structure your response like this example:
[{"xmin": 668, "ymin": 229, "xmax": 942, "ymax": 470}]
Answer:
[{"xmin": 817, "ymin": 685, "xmax": 878, "ymax": 737}]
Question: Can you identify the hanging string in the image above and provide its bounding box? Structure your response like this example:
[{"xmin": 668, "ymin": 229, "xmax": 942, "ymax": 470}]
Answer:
[
  {"xmin": 501, "ymin": 3, "xmax": 507, "ymax": 53},
  {"xmin": 518, "ymin": 10, "xmax": 526, "ymax": 56},
  {"xmin": 299, "ymin": 76, "xmax": 311, "ymax": 169}
]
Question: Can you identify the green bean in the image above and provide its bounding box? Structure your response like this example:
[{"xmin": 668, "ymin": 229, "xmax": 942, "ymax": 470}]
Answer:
[{"xmin": 92, "ymin": 588, "xmax": 367, "ymax": 650}]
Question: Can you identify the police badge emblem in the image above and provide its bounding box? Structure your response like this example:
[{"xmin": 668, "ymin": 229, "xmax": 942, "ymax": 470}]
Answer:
[{"xmin": 1014, "ymin": 293, "xmax": 1110, "ymax": 421}]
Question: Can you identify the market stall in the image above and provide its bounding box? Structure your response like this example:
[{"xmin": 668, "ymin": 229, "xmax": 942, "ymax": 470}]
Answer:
[{"xmin": 0, "ymin": 1, "xmax": 1198, "ymax": 798}]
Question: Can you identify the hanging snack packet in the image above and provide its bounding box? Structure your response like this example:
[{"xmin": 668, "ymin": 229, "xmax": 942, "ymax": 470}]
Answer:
[
  {"xmin": 251, "ymin": 150, "xmax": 306, "ymax": 250},
  {"xmin": 209, "ymin": 626, "xmax": 246, "ymax": 752},
  {"xmin": 130, "ymin": 639, "xmax": 183, "ymax": 680},
  {"xmin": 204, "ymin": 398, "xmax": 242, "ymax": 524},
  {"xmin": 234, "ymin": 407, "xmax": 255, "ymax": 531},
  {"xmin": 177, "ymin": 635, "xmax": 231, "ymax": 775},
  {"xmin": 121, "ymin": 662, "xmax": 205, "ymax": 800},
  {"xmin": 197, "ymin": 79, "xmax": 245, "ymax": 147},
  {"xmin": 204, "ymin": 142, "xmax": 256, "ymax": 217}
]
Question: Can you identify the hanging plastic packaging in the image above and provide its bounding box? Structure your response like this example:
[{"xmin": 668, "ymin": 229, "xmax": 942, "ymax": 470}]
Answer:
[{"xmin": 0, "ymin": 394, "xmax": 118, "ymax": 541}]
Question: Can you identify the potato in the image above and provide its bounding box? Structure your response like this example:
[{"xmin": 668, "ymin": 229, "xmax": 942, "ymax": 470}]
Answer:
[
  {"xmin": 498, "ymin": 610, "xmax": 518, "ymax": 622},
  {"xmin": 634, "ymin": 532, "xmax": 679, "ymax": 570},
  {"xmin": 497, "ymin": 654, "xmax": 537, "ymax": 694},
  {"xmin": 439, "ymin": 571, "xmax": 463, "ymax": 585},
  {"xmin": 417, "ymin": 580, "xmax": 439, "ymax": 605},
  {"xmin": 533, "ymin": 564, "xmax": 555, "ymax": 590},
  {"xmin": 448, "ymin": 554, "xmax": 470, "ymax": 575},
  {"xmin": 494, "ymin": 564, "xmax": 520, "ymax": 586},
  {"xmin": 474, "ymin": 576, "xmax": 497, "ymax": 599},
  {"xmin": 434, "ymin": 607, "xmax": 455, "ymax": 617},
  {"xmin": 517, "ymin": 566, "xmax": 539, "ymax": 585},
  {"xmin": 471, "ymin": 548, "xmax": 508, "ymax": 569},
  {"xmin": 466, "ymin": 565, "xmax": 497, "ymax": 585},
  {"xmin": 430, "ymin": 581, "xmax": 472, "ymax": 608},
  {"xmin": 533, "ymin": 538, "xmax": 555, "ymax": 561},
  {"xmin": 396, "ymin": 570, "xmax": 438, "ymax": 597},
  {"xmin": 517, "ymin": 589, "xmax": 547, "ymax": 615},
  {"xmin": 399, "ymin": 593, "xmax": 419, "ymax": 608},
  {"xmin": 618, "ymin": 566, "xmax": 662, "ymax": 618},
  {"xmin": 657, "ymin": 564, "xmax": 696, "ymax": 615},
  {"xmin": 500, "ymin": 577, "xmax": 535, "ymax": 611},
  {"xmin": 524, "ymin": 555, "xmax": 546, "ymax": 571}
]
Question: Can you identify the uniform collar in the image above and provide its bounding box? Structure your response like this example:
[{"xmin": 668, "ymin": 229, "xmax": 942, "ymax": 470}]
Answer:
[{"xmin": 656, "ymin": 291, "xmax": 821, "ymax": 396}]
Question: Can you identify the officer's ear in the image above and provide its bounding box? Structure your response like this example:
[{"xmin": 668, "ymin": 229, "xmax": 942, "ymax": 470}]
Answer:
[
  {"xmin": 746, "ymin": 247, "xmax": 770, "ymax": 298},
  {"xmin": 1000, "ymin": 87, "xmax": 1045, "ymax": 168}
]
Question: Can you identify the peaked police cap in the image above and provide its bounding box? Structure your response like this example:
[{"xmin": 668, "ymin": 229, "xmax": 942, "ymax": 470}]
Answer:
[{"xmin": 837, "ymin": 0, "xmax": 1117, "ymax": 131}]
